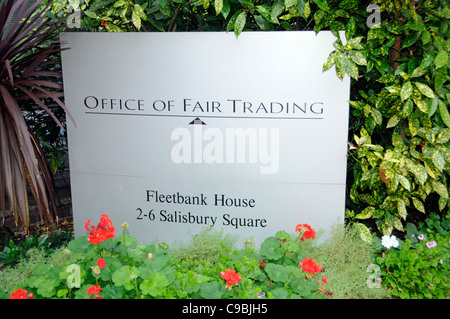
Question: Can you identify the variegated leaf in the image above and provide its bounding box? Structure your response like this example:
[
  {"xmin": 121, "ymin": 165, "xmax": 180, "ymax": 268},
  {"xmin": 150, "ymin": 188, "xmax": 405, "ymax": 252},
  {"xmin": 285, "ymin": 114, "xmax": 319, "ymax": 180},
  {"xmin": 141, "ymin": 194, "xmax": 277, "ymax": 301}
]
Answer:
[
  {"xmin": 393, "ymin": 216, "xmax": 403, "ymax": 231},
  {"xmin": 414, "ymin": 82, "xmax": 434, "ymax": 98},
  {"xmin": 412, "ymin": 197, "xmax": 425, "ymax": 213},
  {"xmin": 432, "ymin": 180, "xmax": 449, "ymax": 199},
  {"xmin": 354, "ymin": 222, "xmax": 372, "ymax": 244},
  {"xmin": 397, "ymin": 174, "xmax": 411, "ymax": 191},
  {"xmin": 355, "ymin": 206, "xmax": 375, "ymax": 219},
  {"xmin": 397, "ymin": 198, "xmax": 407, "ymax": 219},
  {"xmin": 406, "ymin": 159, "xmax": 428, "ymax": 185},
  {"xmin": 432, "ymin": 149, "xmax": 445, "ymax": 172},
  {"xmin": 400, "ymin": 81, "xmax": 412, "ymax": 101}
]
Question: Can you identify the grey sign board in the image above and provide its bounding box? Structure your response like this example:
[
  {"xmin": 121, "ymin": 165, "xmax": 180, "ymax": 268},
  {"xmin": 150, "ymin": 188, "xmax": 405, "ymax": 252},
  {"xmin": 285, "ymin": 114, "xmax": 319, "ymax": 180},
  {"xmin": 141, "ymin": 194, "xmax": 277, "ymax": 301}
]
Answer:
[{"xmin": 60, "ymin": 31, "xmax": 350, "ymax": 246}]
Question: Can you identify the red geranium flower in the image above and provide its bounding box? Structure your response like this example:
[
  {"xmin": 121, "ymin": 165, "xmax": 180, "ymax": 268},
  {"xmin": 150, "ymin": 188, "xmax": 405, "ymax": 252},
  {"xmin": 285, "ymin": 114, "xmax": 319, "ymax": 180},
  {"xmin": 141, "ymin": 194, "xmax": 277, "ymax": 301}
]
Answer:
[
  {"xmin": 87, "ymin": 285, "xmax": 102, "ymax": 296},
  {"xmin": 9, "ymin": 289, "xmax": 33, "ymax": 299},
  {"xmin": 97, "ymin": 258, "xmax": 106, "ymax": 269},
  {"xmin": 220, "ymin": 269, "xmax": 242, "ymax": 287},
  {"xmin": 295, "ymin": 223, "xmax": 316, "ymax": 241},
  {"xmin": 298, "ymin": 257, "xmax": 322, "ymax": 277},
  {"xmin": 85, "ymin": 214, "xmax": 115, "ymax": 245}
]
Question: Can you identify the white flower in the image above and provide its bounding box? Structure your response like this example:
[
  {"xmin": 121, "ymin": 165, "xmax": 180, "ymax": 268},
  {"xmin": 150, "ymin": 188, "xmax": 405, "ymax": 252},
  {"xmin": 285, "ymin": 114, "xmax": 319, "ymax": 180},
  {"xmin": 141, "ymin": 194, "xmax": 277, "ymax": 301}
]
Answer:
[{"xmin": 381, "ymin": 235, "xmax": 399, "ymax": 249}]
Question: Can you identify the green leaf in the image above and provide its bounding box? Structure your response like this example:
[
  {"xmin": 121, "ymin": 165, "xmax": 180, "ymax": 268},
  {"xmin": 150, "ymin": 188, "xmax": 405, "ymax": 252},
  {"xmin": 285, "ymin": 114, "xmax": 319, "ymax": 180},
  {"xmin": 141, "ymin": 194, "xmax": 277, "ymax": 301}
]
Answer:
[
  {"xmin": 411, "ymin": 67, "xmax": 426, "ymax": 78},
  {"xmin": 354, "ymin": 222, "xmax": 373, "ymax": 243},
  {"xmin": 340, "ymin": 55, "xmax": 358, "ymax": 79},
  {"xmin": 114, "ymin": 0, "xmax": 127, "ymax": 8},
  {"xmin": 214, "ymin": 0, "xmax": 223, "ymax": 15},
  {"xmin": 381, "ymin": 213, "xmax": 393, "ymax": 235},
  {"xmin": 397, "ymin": 198, "xmax": 407, "ymax": 220},
  {"xmin": 414, "ymin": 82, "xmax": 434, "ymax": 98},
  {"xmin": 254, "ymin": 15, "xmax": 272, "ymax": 30},
  {"xmin": 102, "ymin": 284, "xmax": 125, "ymax": 299},
  {"xmin": 434, "ymin": 67, "xmax": 447, "ymax": 90},
  {"xmin": 297, "ymin": 0, "xmax": 308, "ymax": 18},
  {"xmin": 392, "ymin": 216, "xmax": 403, "ymax": 231},
  {"xmin": 408, "ymin": 112, "xmax": 420, "ymax": 136},
  {"xmin": 338, "ymin": 0, "xmax": 358, "ymax": 9},
  {"xmin": 349, "ymin": 51, "xmax": 367, "ymax": 66},
  {"xmin": 387, "ymin": 115, "xmax": 401, "ymax": 128},
  {"xmin": 134, "ymin": 4, "xmax": 146, "ymax": 19},
  {"xmin": 285, "ymin": 0, "xmax": 297, "ymax": 8},
  {"xmin": 432, "ymin": 149, "xmax": 445, "ymax": 172},
  {"xmin": 413, "ymin": 97, "xmax": 428, "ymax": 113},
  {"xmin": 355, "ymin": 206, "xmax": 375, "ymax": 219},
  {"xmin": 234, "ymin": 10, "xmax": 247, "ymax": 37},
  {"xmin": 271, "ymin": 0, "xmax": 284, "ymax": 21},
  {"xmin": 132, "ymin": 9, "xmax": 141, "ymax": 30},
  {"xmin": 428, "ymin": 96, "xmax": 439, "ymax": 117},
  {"xmin": 312, "ymin": 0, "xmax": 330, "ymax": 12},
  {"xmin": 402, "ymin": 31, "xmax": 420, "ymax": 49},
  {"xmin": 199, "ymin": 281, "xmax": 227, "ymax": 299},
  {"xmin": 112, "ymin": 266, "xmax": 140, "ymax": 290},
  {"xmin": 105, "ymin": 23, "xmax": 124, "ymax": 32},
  {"xmin": 412, "ymin": 197, "xmax": 425, "ymax": 213},
  {"xmin": 397, "ymin": 174, "xmax": 411, "ymax": 191},
  {"xmin": 432, "ymin": 181, "xmax": 449, "ymax": 199},
  {"xmin": 67, "ymin": 236, "xmax": 90, "ymax": 253},
  {"xmin": 435, "ymin": 50, "xmax": 448, "ymax": 69},
  {"xmin": 438, "ymin": 99, "xmax": 450, "ymax": 128},
  {"xmin": 400, "ymin": 81, "xmax": 412, "ymax": 101},
  {"xmin": 344, "ymin": 36, "xmax": 364, "ymax": 50},
  {"xmin": 371, "ymin": 108, "xmax": 382, "ymax": 125},
  {"xmin": 260, "ymin": 237, "xmax": 284, "ymax": 260},
  {"xmin": 118, "ymin": 234, "xmax": 138, "ymax": 247},
  {"xmin": 406, "ymin": 159, "xmax": 428, "ymax": 185},
  {"xmin": 323, "ymin": 52, "xmax": 336, "ymax": 71},
  {"xmin": 436, "ymin": 128, "xmax": 450, "ymax": 144},
  {"xmin": 221, "ymin": 0, "xmax": 231, "ymax": 18},
  {"xmin": 270, "ymin": 287, "xmax": 289, "ymax": 298},
  {"xmin": 345, "ymin": 16, "xmax": 356, "ymax": 41},
  {"xmin": 37, "ymin": 278, "xmax": 59, "ymax": 298},
  {"xmin": 265, "ymin": 263, "xmax": 291, "ymax": 282},
  {"xmin": 140, "ymin": 273, "xmax": 170, "ymax": 297},
  {"xmin": 256, "ymin": 5, "xmax": 275, "ymax": 23}
]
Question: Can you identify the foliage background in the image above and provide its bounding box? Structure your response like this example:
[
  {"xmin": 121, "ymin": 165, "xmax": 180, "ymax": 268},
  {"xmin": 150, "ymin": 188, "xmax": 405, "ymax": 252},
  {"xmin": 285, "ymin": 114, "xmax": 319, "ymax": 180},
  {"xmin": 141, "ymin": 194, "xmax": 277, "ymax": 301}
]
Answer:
[{"xmin": 44, "ymin": 0, "xmax": 449, "ymax": 239}]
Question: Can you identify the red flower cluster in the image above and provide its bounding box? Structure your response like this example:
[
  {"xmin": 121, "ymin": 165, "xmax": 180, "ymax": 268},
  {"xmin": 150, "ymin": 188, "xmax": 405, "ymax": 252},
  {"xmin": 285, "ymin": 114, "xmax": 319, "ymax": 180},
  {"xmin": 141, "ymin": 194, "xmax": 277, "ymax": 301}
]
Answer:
[
  {"xmin": 295, "ymin": 223, "xmax": 316, "ymax": 241},
  {"xmin": 87, "ymin": 285, "xmax": 102, "ymax": 296},
  {"xmin": 220, "ymin": 269, "xmax": 242, "ymax": 288},
  {"xmin": 101, "ymin": 20, "xmax": 108, "ymax": 27},
  {"xmin": 298, "ymin": 258, "xmax": 322, "ymax": 277},
  {"xmin": 97, "ymin": 258, "xmax": 106, "ymax": 269},
  {"xmin": 9, "ymin": 289, "xmax": 33, "ymax": 299},
  {"xmin": 85, "ymin": 214, "xmax": 115, "ymax": 245}
]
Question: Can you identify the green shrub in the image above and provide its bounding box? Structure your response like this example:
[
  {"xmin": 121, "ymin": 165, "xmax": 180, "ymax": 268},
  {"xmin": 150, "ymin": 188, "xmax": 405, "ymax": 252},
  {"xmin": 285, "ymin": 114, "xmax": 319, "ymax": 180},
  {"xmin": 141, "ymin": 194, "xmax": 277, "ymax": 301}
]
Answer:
[
  {"xmin": 47, "ymin": 0, "xmax": 450, "ymax": 241},
  {"xmin": 376, "ymin": 213, "xmax": 450, "ymax": 299},
  {"xmin": 0, "ymin": 247, "xmax": 78, "ymax": 297},
  {"xmin": 2, "ymin": 215, "xmax": 335, "ymax": 299},
  {"xmin": 308, "ymin": 225, "xmax": 392, "ymax": 299}
]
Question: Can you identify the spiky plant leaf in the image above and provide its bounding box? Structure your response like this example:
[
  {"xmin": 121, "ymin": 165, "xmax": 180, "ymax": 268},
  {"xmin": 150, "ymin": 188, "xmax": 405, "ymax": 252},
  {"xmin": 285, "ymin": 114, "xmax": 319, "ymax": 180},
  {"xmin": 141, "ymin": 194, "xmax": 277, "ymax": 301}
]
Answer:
[{"xmin": 0, "ymin": 0, "xmax": 71, "ymax": 231}]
